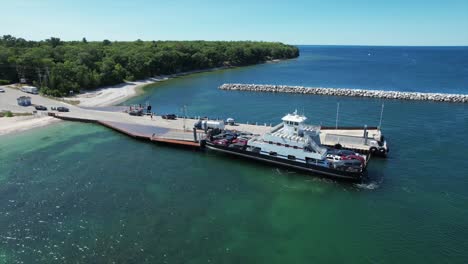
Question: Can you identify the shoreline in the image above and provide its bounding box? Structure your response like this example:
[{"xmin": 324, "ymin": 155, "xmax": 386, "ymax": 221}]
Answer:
[
  {"xmin": 0, "ymin": 59, "xmax": 295, "ymax": 137},
  {"xmin": 66, "ymin": 66, "xmax": 238, "ymax": 107},
  {"xmin": 0, "ymin": 65, "xmax": 235, "ymax": 137},
  {"xmin": 0, "ymin": 115, "xmax": 61, "ymax": 137}
]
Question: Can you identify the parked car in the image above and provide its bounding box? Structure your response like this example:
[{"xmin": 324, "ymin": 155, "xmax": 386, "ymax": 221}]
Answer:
[
  {"xmin": 0, "ymin": 88, "xmax": 5, "ymax": 93},
  {"xmin": 129, "ymin": 109, "xmax": 143, "ymax": 116},
  {"xmin": 328, "ymin": 149, "xmax": 357, "ymax": 156},
  {"xmin": 56, "ymin": 106, "xmax": 69, "ymax": 112},
  {"xmin": 35, "ymin": 105, "xmax": 47, "ymax": 111},
  {"xmin": 213, "ymin": 139, "xmax": 229, "ymax": 146},
  {"xmin": 326, "ymin": 154, "xmax": 342, "ymax": 162},
  {"xmin": 162, "ymin": 114, "xmax": 177, "ymax": 120},
  {"xmin": 20, "ymin": 86, "xmax": 38, "ymax": 94},
  {"xmin": 232, "ymin": 138, "xmax": 248, "ymax": 145},
  {"xmin": 341, "ymin": 154, "xmax": 365, "ymax": 164}
]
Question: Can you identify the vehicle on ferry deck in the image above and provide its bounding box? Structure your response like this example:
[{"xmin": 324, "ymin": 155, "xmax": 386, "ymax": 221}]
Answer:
[{"xmin": 204, "ymin": 111, "xmax": 368, "ymax": 181}]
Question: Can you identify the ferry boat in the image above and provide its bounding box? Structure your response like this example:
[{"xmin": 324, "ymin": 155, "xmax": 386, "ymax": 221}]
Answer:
[{"xmin": 204, "ymin": 111, "xmax": 368, "ymax": 181}]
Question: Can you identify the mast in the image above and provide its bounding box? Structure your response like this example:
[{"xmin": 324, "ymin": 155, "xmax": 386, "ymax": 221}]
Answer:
[{"xmin": 378, "ymin": 103, "xmax": 384, "ymax": 129}]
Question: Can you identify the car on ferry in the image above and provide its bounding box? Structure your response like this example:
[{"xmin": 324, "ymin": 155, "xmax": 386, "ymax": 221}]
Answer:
[
  {"xmin": 326, "ymin": 149, "xmax": 365, "ymax": 164},
  {"xmin": 341, "ymin": 154, "xmax": 365, "ymax": 164},
  {"xmin": 205, "ymin": 111, "xmax": 368, "ymax": 181}
]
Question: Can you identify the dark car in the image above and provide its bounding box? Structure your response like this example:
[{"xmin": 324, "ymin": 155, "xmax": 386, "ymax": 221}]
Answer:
[
  {"xmin": 328, "ymin": 149, "xmax": 356, "ymax": 156},
  {"xmin": 129, "ymin": 109, "xmax": 143, "ymax": 116},
  {"xmin": 337, "ymin": 150, "xmax": 357, "ymax": 156},
  {"xmin": 35, "ymin": 105, "xmax": 47, "ymax": 111},
  {"xmin": 56, "ymin": 106, "xmax": 69, "ymax": 112},
  {"xmin": 162, "ymin": 114, "xmax": 177, "ymax": 120}
]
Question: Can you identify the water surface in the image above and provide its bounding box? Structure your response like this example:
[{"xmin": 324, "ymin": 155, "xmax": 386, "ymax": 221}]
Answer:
[{"xmin": 1, "ymin": 46, "xmax": 468, "ymax": 263}]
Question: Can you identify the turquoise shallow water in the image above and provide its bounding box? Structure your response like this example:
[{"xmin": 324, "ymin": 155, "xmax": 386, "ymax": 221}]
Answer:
[{"xmin": 1, "ymin": 46, "xmax": 468, "ymax": 263}]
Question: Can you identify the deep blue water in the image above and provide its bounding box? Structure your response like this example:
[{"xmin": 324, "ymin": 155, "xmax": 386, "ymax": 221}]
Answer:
[{"xmin": 289, "ymin": 46, "xmax": 468, "ymax": 93}]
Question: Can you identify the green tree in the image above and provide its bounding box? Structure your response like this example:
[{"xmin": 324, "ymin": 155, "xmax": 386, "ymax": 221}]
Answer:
[
  {"xmin": 0, "ymin": 36, "xmax": 299, "ymax": 96},
  {"xmin": 47, "ymin": 37, "xmax": 62, "ymax": 48}
]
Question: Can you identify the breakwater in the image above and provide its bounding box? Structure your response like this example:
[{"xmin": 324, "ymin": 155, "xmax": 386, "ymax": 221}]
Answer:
[{"xmin": 219, "ymin": 84, "xmax": 468, "ymax": 103}]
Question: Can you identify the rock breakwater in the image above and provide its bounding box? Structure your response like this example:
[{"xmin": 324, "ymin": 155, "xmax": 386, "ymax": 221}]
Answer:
[{"xmin": 219, "ymin": 84, "xmax": 468, "ymax": 103}]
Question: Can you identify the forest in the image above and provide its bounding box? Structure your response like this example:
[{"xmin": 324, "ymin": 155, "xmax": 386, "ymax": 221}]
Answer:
[{"xmin": 0, "ymin": 35, "xmax": 299, "ymax": 96}]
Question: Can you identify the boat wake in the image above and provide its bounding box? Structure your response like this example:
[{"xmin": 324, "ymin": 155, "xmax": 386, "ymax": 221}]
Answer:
[{"xmin": 355, "ymin": 181, "xmax": 380, "ymax": 190}]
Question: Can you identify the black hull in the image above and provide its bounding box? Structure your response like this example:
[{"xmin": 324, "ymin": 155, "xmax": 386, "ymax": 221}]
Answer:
[{"xmin": 205, "ymin": 143, "xmax": 364, "ymax": 181}]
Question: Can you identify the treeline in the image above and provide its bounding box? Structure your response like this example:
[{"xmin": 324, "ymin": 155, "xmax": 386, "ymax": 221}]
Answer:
[{"xmin": 0, "ymin": 35, "xmax": 299, "ymax": 96}]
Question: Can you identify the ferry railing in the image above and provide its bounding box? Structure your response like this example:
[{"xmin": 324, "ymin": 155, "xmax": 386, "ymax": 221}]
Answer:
[
  {"xmin": 305, "ymin": 135, "xmax": 327, "ymax": 155},
  {"xmin": 325, "ymin": 134, "xmax": 367, "ymax": 146},
  {"xmin": 269, "ymin": 123, "xmax": 283, "ymax": 133}
]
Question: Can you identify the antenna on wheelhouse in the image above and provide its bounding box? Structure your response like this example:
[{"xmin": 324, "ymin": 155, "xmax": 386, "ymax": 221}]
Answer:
[
  {"xmin": 335, "ymin": 102, "xmax": 340, "ymax": 129},
  {"xmin": 378, "ymin": 102, "xmax": 385, "ymax": 129}
]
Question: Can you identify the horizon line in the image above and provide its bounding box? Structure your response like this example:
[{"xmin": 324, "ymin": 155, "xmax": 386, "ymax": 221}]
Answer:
[
  {"xmin": 2, "ymin": 35, "xmax": 467, "ymax": 47},
  {"xmin": 294, "ymin": 44, "xmax": 468, "ymax": 47}
]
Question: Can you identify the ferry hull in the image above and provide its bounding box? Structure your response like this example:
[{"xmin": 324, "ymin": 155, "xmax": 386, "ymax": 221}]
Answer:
[{"xmin": 205, "ymin": 143, "xmax": 364, "ymax": 181}]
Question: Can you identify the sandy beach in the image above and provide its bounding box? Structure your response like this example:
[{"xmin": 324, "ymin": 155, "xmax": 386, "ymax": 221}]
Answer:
[
  {"xmin": 0, "ymin": 66, "xmax": 236, "ymax": 137},
  {"xmin": 67, "ymin": 66, "xmax": 236, "ymax": 107},
  {"xmin": 0, "ymin": 115, "xmax": 61, "ymax": 136},
  {"xmin": 67, "ymin": 77, "xmax": 169, "ymax": 107},
  {"xmin": 0, "ymin": 77, "xmax": 163, "ymax": 136}
]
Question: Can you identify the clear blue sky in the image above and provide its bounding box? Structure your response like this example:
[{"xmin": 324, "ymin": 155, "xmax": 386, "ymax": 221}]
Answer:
[{"xmin": 1, "ymin": 0, "xmax": 467, "ymax": 45}]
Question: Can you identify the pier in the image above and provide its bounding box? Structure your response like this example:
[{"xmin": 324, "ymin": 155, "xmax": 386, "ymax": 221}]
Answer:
[
  {"xmin": 219, "ymin": 83, "xmax": 468, "ymax": 103},
  {"xmin": 52, "ymin": 113, "xmax": 204, "ymax": 148},
  {"xmin": 47, "ymin": 105, "xmax": 388, "ymax": 156},
  {"xmin": 49, "ymin": 107, "xmax": 273, "ymax": 149}
]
